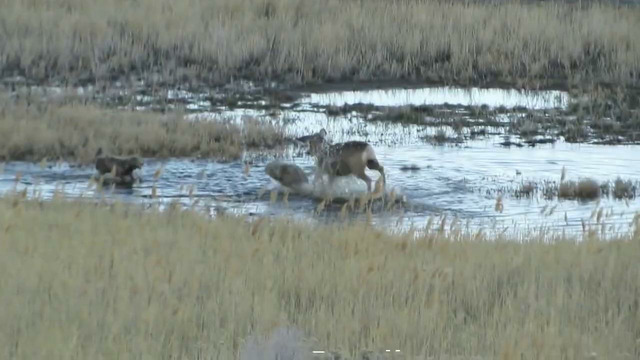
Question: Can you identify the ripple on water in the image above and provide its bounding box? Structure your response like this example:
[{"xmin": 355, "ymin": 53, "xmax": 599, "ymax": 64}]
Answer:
[{"xmin": 1, "ymin": 137, "xmax": 639, "ymax": 237}]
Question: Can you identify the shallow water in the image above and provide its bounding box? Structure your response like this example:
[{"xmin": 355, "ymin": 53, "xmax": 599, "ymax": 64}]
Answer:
[
  {"xmin": 2, "ymin": 138, "xmax": 638, "ymax": 236},
  {"xmin": 301, "ymin": 86, "xmax": 569, "ymax": 110},
  {"xmin": 1, "ymin": 84, "xmax": 638, "ymax": 237}
]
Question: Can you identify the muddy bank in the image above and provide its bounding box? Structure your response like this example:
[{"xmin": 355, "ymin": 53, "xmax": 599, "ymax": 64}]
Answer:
[
  {"xmin": 4, "ymin": 77, "xmax": 640, "ymax": 148},
  {"xmin": 3, "ymin": 78, "xmax": 639, "ymax": 148}
]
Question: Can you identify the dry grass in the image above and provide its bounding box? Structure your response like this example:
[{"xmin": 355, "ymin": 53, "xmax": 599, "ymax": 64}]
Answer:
[
  {"xmin": 562, "ymin": 121, "xmax": 591, "ymax": 143},
  {"xmin": 1, "ymin": 195, "xmax": 639, "ymax": 359},
  {"xmin": 0, "ymin": 0, "xmax": 639, "ymax": 87},
  {"xmin": 423, "ymin": 128, "xmax": 464, "ymax": 145},
  {"xmin": 558, "ymin": 178, "xmax": 601, "ymax": 200},
  {"xmin": 516, "ymin": 182, "xmax": 536, "ymax": 198},
  {"xmin": 613, "ymin": 177, "xmax": 637, "ymax": 199},
  {"xmin": 513, "ymin": 177, "xmax": 637, "ymax": 201},
  {"xmin": 0, "ymin": 98, "xmax": 286, "ymax": 163}
]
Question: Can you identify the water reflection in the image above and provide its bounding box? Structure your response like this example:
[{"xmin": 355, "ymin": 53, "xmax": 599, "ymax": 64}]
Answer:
[{"xmin": 302, "ymin": 86, "xmax": 568, "ymax": 109}]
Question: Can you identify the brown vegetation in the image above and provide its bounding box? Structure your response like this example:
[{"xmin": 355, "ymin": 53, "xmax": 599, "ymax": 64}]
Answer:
[
  {"xmin": 558, "ymin": 178, "xmax": 601, "ymax": 200},
  {"xmin": 0, "ymin": 196, "xmax": 639, "ymax": 359},
  {"xmin": 513, "ymin": 177, "xmax": 638, "ymax": 201},
  {"xmin": 612, "ymin": 177, "xmax": 637, "ymax": 199},
  {"xmin": 0, "ymin": 98, "xmax": 286, "ymax": 163},
  {"xmin": 0, "ymin": 0, "xmax": 638, "ymax": 88}
]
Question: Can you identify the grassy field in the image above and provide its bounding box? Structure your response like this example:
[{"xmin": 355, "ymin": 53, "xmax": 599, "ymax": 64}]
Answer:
[
  {"xmin": 2, "ymin": 1, "xmax": 640, "ymax": 359},
  {"xmin": 0, "ymin": 97, "xmax": 286, "ymax": 163},
  {"xmin": 0, "ymin": 0, "xmax": 639, "ymax": 88},
  {"xmin": 0, "ymin": 195, "xmax": 638, "ymax": 359}
]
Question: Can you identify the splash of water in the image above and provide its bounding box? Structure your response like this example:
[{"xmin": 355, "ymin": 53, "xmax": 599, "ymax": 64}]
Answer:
[{"xmin": 266, "ymin": 161, "xmax": 403, "ymax": 204}]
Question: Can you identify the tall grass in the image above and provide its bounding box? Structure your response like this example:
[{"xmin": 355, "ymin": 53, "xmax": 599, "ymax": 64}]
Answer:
[
  {"xmin": 0, "ymin": 0, "xmax": 638, "ymax": 87},
  {"xmin": 1, "ymin": 196, "xmax": 639, "ymax": 359},
  {"xmin": 0, "ymin": 98, "xmax": 286, "ymax": 163}
]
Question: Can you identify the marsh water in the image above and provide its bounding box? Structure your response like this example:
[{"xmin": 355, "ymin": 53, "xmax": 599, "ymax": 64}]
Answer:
[{"xmin": 1, "ymin": 83, "xmax": 639, "ymax": 236}]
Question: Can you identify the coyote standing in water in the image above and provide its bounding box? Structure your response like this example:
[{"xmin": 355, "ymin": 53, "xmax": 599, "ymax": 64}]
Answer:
[
  {"xmin": 313, "ymin": 141, "xmax": 385, "ymax": 193},
  {"xmin": 94, "ymin": 148, "xmax": 143, "ymax": 178},
  {"xmin": 93, "ymin": 148, "xmax": 144, "ymax": 187}
]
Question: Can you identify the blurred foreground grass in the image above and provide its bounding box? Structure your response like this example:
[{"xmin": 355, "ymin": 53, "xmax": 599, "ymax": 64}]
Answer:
[{"xmin": 0, "ymin": 195, "xmax": 638, "ymax": 359}]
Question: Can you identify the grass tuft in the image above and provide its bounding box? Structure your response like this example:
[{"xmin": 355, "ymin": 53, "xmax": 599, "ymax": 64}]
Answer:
[
  {"xmin": 0, "ymin": 99, "xmax": 286, "ymax": 163},
  {"xmin": 558, "ymin": 178, "xmax": 601, "ymax": 200},
  {"xmin": 613, "ymin": 177, "xmax": 637, "ymax": 199}
]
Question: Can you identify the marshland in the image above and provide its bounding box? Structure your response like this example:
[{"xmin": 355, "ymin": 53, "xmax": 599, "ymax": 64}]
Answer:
[{"xmin": 2, "ymin": 0, "xmax": 640, "ymax": 359}]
